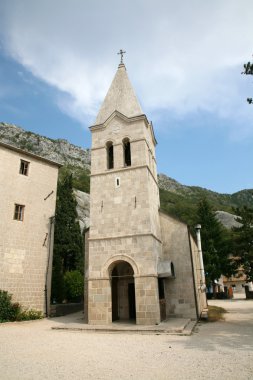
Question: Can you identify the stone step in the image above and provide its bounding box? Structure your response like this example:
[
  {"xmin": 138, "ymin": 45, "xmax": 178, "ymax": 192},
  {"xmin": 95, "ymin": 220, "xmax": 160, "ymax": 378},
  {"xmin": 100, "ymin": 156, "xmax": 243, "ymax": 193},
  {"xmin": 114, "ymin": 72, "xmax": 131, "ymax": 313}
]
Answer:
[{"xmin": 51, "ymin": 317, "xmax": 196, "ymax": 335}]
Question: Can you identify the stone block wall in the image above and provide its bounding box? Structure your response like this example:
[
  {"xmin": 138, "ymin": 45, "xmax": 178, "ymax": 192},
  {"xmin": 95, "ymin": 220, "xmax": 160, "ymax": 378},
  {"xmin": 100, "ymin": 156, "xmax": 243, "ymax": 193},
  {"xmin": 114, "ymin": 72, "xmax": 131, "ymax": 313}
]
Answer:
[
  {"xmin": 90, "ymin": 167, "xmax": 155, "ymax": 238},
  {"xmin": 87, "ymin": 276, "xmax": 161, "ymax": 325},
  {"xmin": 159, "ymin": 212, "xmax": 206, "ymax": 319},
  {"xmin": 0, "ymin": 143, "xmax": 59, "ymax": 313},
  {"xmin": 86, "ymin": 235, "xmax": 162, "ymax": 325},
  {"xmin": 135, "ymin": 276, "xmax": 160, "ymax": 325},
  {"xmin": 87, "ymin": 278, "xmax": 111, "ymax": 324}
]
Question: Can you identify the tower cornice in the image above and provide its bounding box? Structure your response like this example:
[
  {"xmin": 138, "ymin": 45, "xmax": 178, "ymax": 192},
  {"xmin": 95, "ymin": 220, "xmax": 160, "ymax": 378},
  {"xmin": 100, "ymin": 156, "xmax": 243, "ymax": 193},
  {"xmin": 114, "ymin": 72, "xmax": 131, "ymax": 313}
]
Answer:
[
  {"xmin": 90, "ymin": 110, "xmax": 157, "ymax": 146},
  {"xmin": 90, "ymin": 110, "xmax": 148, "ymax": 129}
]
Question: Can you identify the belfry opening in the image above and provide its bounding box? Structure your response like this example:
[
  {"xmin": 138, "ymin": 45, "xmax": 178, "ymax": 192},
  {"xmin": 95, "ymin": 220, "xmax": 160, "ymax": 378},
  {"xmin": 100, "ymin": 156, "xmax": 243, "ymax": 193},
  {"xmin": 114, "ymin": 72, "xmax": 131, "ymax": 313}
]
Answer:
[{"xmin": 110, "ymin": 261, "xmax": 136, "ymax": 322}]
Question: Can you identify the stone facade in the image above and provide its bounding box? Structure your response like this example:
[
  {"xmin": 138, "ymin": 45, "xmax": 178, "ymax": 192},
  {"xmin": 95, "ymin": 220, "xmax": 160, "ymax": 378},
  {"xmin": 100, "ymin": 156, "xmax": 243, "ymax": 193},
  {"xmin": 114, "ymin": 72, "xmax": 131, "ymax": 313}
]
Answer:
[
  {"xmin": 85, "ymin": 62, "xmax": 207, "ymax": 325},
  {"xmin": 0, "ymin": 142, "xmax": 60, "ymax": 314},
  {"xmin": 159, "ymin": 212, "xmax": 206, "ymax": 319}
]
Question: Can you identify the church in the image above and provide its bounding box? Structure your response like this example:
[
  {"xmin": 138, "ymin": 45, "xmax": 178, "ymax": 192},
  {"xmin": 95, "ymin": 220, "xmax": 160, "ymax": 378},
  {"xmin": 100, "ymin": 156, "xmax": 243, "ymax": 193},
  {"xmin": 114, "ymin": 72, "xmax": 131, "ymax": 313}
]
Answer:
[{"xmin": 84, "ymin": 54, "xmax": 207, "ymax": 325}]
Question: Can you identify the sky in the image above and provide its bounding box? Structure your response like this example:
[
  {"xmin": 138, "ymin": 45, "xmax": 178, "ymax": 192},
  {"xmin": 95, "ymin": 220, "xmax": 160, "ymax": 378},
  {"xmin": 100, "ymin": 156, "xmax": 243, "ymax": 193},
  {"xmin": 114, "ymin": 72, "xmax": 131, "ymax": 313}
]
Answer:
[{"xmin": 0, "ymin": 0, "xmax": 252, "ymax": 194}]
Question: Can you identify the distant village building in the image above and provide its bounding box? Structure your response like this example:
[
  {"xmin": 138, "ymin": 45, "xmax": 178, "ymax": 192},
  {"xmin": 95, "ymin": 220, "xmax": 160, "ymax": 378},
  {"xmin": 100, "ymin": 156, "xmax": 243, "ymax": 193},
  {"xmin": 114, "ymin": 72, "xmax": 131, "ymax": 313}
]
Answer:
[
  {"xmin": 221, "ymin": 271, "xmax": 249, "ymax": 294},
  {"xmin": 84, "ymin": 59, "xmax": 207, "ymax": 325},
  {"xmin": 215, "ymin": 212, "xmax": 250, "ymax": 295},
  {"xmin": 0, "ymin": 141, "xmax": 60, "ymax": 314}
]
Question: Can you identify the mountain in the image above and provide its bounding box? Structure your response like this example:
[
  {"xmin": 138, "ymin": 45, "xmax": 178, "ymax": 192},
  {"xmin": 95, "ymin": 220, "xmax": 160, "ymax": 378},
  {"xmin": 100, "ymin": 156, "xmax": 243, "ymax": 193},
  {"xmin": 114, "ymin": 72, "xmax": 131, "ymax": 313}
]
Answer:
[
  {"xmin": 158, "ymin": 174, "xmax": 253, "ymax": 210},
  {"xmin": 0, "ymin": 122, "xmax": 90, "ymax": 170},
  {"xmin": 1, "ymin": 122, "xmax": 252, "ymax": 227},
  {"xmin": 158, "ymin": 174, "xmax": 253, "ymax": 225}
]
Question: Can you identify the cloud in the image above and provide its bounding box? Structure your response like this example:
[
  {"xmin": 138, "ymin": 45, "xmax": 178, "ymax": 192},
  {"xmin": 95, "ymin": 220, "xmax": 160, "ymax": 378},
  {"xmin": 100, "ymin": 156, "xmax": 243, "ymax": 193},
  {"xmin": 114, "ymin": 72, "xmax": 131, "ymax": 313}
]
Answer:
[{"xmin": 1, "ymin": 0, "xmax": 253, "ymax": 136}]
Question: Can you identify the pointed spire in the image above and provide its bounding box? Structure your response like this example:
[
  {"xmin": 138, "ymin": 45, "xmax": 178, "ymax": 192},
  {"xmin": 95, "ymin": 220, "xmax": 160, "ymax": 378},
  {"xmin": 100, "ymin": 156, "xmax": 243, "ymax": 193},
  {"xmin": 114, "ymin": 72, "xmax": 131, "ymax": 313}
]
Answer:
[{"xmin": 94, "ymin": 60, "xmax": 143, "ymax": 125}]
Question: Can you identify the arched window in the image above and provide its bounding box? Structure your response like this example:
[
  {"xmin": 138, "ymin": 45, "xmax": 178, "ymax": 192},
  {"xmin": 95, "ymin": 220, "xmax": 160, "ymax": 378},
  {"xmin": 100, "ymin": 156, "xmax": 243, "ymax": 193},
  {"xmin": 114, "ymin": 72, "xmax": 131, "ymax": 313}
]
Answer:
[
  {"xmin": 123, "ymin": 138, "xmax": 131, "ymax": 166},
  {"xmin": 106, "ymin": 141, "xmax": 114, "ymax": 169}
]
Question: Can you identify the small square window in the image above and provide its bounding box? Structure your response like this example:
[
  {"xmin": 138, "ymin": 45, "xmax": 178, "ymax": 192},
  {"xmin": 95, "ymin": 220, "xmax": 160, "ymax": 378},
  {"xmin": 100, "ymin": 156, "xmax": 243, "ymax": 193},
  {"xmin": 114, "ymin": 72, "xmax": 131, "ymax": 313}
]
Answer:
[
  {"xmin": 14, "ymin": 204, "xmax": 25, "ymax": 221},
  {"xmin": 19, "ymin": 160, "xmax": 30, "ymax": 176}
]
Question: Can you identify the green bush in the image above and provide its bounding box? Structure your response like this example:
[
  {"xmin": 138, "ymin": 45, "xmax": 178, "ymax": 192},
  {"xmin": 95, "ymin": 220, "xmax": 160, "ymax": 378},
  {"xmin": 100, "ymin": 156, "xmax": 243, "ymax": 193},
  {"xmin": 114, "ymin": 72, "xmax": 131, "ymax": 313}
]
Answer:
[
  {"xmin": 17, "ymin": 309, "xmax": 43, "ymax": 321},
  {"xmin": 0, "ymin": 290, "xmax": 43, "ymax": 322},
  {"xmin": 64, "ymin": 270, "xmax": 84, "ymax": 302},
  {"xmin": 0, "ymin": 290, "xmax": 21, "ymax": 322}
]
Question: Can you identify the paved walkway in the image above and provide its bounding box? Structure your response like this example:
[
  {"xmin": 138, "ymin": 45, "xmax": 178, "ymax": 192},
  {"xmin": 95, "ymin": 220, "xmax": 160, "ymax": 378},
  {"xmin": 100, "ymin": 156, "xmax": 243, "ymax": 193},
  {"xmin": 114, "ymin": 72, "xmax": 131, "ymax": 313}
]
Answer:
[
  {"xmin": 50, "ymin": 312, "xmax": 195, "ymax": 335},
  {"xmin": 0, "ymin": 298, "xmax": 252, "ymax": 379}
]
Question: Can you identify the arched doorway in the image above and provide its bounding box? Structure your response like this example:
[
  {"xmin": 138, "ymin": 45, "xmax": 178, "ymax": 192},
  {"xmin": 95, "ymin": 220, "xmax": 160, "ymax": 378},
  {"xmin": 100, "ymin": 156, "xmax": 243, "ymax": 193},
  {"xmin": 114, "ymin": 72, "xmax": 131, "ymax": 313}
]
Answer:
[{"xmin": 110, "ymin": 261, "xmax": 136, "ymax": 322}]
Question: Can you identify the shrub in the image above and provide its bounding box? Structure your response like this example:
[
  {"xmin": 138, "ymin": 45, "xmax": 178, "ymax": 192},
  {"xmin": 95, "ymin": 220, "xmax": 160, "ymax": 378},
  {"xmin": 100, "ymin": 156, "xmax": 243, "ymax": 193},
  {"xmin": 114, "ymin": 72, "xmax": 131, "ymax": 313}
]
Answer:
[
  {"xmin": 208, "ymin": 305, "xmax": 227, "ymax": 322},
  {"xmin": 0, "ymin": 290, "xmax": 21, "ymax": 322},
  {"xmin": 16, "ymin": 309, "xmax": 43, "ymax": 321},
  {"xmin": 64, "ymin": 270, "xmax": 84, "ymax": 302},
  {"xmin": 0, "ymin": 290, "xmax": 43, "ymax": 322}
]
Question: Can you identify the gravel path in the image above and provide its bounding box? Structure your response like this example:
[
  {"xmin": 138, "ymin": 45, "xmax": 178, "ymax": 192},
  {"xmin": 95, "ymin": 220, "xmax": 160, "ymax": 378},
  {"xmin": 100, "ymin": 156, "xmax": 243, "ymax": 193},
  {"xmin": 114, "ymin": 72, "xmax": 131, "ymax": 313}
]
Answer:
[{"xmin": 0, "ymin": 297, "xmax": 252, "ymax": 380}]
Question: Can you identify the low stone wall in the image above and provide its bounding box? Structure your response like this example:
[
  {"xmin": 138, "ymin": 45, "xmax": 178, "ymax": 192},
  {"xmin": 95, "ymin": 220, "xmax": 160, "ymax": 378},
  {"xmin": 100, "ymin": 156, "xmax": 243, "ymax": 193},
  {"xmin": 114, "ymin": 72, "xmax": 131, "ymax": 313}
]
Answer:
[{"xmin": 50, "ymin": 303, "xmax": 83, "ymax": 317}]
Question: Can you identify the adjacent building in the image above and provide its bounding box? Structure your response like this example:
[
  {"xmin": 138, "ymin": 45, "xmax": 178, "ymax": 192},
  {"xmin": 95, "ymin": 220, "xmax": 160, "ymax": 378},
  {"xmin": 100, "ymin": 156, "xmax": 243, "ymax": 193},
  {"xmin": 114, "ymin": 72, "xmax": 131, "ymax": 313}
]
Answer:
[{"xmin": 0, "ymin": 141, "xmax": 60, "ymax": 314}]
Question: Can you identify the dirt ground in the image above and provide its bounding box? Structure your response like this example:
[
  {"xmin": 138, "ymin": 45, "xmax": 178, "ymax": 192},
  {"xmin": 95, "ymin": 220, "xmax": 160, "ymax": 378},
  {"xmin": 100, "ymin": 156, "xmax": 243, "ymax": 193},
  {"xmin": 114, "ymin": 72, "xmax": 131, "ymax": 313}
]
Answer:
[{"xmin": 0, "ymin": 296, "xmax": 252, "ymax": 380}]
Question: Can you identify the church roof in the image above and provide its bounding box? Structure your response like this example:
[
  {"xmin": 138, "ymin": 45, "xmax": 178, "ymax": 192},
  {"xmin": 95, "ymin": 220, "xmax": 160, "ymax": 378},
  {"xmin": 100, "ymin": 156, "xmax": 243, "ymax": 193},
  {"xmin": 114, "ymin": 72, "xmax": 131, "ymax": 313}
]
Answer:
[{"xmin": 95, "ymin": 63, "xmax": 143, "ymax": 125}]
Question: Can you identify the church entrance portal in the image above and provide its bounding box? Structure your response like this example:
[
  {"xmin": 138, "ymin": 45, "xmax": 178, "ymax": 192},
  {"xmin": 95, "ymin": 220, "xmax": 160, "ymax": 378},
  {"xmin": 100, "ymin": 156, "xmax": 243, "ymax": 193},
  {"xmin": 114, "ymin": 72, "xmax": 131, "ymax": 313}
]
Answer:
[{"xmin": 111, "ymin": 261, "xmax": 136, "ymax": 322}]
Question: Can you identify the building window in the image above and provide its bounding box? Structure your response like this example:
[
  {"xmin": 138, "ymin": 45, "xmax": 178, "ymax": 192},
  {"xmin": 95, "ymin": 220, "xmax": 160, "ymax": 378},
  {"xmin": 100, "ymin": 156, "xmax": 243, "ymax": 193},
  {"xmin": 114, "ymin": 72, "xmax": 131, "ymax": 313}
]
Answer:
[
  {"xmin": 123, "ymin": 138, "xmax": 131, "ymax": 166},
  {"xmin": 106, "ymin": 141, "xmax": 114, "ymax": 169},
  {"xmin": 158, "ymin": 278, "xmax": 165, "ymax": 300},
  {"xmin": 14, "ymin": 204, "xmax": 25, "ymax": 221},
  {"xmin": 171, "ymin": 262, "xmax": 175, "ymax": 277},
  {"xmin": 115, "ymin": 177, "xmax": 120, "ymax": 188},
  {"xmin": 19, "ymin": 160, "xmax": 30, "ymax": 176}
]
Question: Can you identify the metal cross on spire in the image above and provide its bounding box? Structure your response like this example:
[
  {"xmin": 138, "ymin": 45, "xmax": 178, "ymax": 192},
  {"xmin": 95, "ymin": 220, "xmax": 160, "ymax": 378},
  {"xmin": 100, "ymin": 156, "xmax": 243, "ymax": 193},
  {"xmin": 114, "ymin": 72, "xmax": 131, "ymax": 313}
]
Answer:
[{"xmin": 117, "ymin": 49, "xmax": 126, "ymax": 64}]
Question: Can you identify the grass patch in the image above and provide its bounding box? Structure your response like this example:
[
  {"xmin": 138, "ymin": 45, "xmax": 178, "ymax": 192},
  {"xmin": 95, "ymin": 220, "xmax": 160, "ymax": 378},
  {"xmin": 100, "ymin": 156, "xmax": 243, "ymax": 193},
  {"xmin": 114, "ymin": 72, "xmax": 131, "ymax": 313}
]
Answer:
[{"xmin": 208, "ymin": 305, "xmax": 227, "ymax": 322}]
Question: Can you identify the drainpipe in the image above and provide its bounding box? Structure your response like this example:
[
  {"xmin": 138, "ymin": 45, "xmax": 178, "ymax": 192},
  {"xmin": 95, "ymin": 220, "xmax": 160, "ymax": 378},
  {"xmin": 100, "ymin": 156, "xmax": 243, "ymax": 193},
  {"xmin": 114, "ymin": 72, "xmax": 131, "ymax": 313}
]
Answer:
[
  {"xmin": 45, "ymin": 216, "xmax": 55, "ymax": 317},
  {"xmin": 195, "ymin": 224, "xmax": 206, "ymax": 292}
]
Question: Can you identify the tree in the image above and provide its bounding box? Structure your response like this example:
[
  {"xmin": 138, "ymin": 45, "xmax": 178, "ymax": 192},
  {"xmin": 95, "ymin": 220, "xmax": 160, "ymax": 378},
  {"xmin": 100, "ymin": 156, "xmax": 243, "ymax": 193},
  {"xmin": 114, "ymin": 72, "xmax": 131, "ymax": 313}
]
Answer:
[
  {"xmin": 196, "ymin": 198, "xmax": 233, "ymax": 287},
  {"xmin": 51, "ymin": 174, "xmax": 83, "ymax": 303},
  {"xmin": 232, "ymin": 206, "xmax": 253, "ymax": 282},
  {"xmin": 242, "ymin": 60, "xmax": 253, "ymax": 104}
]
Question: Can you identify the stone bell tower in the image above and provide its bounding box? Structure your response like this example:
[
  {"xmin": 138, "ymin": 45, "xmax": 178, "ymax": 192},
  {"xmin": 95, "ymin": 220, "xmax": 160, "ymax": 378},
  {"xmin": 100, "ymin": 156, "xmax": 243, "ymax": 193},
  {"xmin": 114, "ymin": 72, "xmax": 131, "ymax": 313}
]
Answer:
[{"xmin": 85, "ymin": 55, "xmax": 163, "ymax": 325}]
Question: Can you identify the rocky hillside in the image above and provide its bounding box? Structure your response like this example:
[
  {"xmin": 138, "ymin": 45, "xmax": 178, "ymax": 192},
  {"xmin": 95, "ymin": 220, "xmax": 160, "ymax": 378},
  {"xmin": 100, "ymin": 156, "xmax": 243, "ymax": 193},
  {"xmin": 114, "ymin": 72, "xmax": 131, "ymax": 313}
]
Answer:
[
  {"xmin": 158, "ymin": 174, "xmax": 193, "ymax": 195},
  {"xmin": 0, "ymin": 122, "xmax": 91, "ymax": 169},
  {"xmin": 215, "ymin": 211, "xmax": 241, "ymax": 229},
  {"xmin": 74, "ymin": 189, "xmax": 90, "ymax": 232}
]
